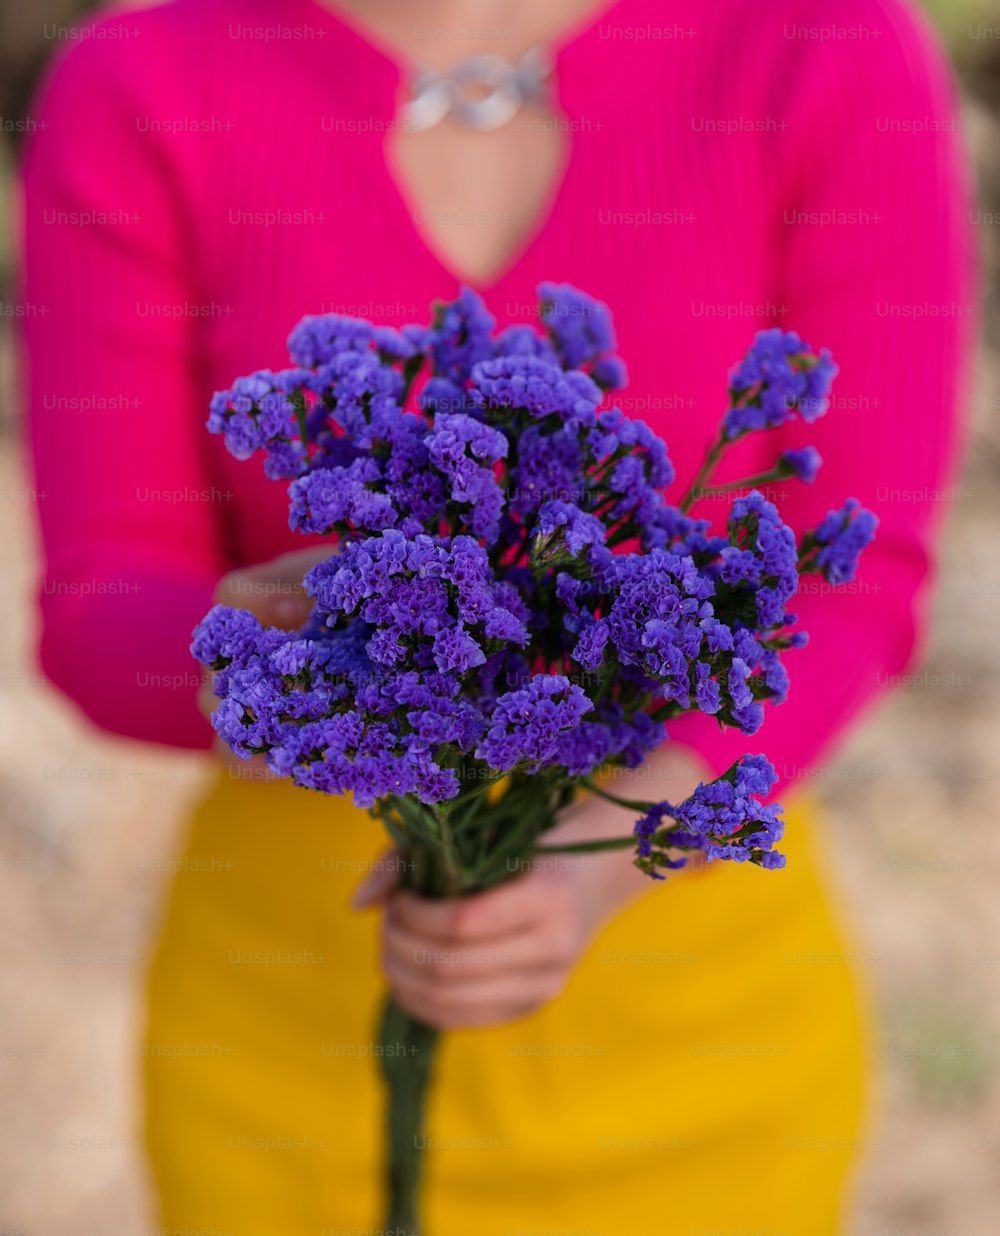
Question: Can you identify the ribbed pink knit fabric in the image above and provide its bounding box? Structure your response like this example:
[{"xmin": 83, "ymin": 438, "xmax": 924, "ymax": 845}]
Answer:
[{"xmin": 20, "ymin": 0, "xmax": 974, "ymax": 789}]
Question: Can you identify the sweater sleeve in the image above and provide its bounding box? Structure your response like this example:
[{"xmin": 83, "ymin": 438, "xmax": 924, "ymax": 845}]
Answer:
[
  {"xmin": 667, "ymin": 0, "xmax": 976, "ymax": 792},
  {"xmin": 19, "ymin": 32, "xmax": 228, "ymax": 750}
]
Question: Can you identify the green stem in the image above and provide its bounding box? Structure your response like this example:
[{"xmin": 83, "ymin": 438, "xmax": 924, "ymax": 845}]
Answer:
[
  {"xmin": 379, "ymin": 993, "xmax": 440, "ymax": 1236},
  {"xmin": 605, "ymin": 519, "xmax": 638, "ymax": 548},
  {"xmin": 433, "ymin": 806, "xmax": 464, "ymax": 895},
  {"xmin": 679, "ymin": 434, "xmax": 726, "ymax": 513},
  {"xmin": 400, "ymin": 354, "xmax": 425, "ymax": 409},
  {"xmin": 533, "ymin": 834, "xmax": 637, "ymax": 855},
  {"xmin": 648, "ymin": 700, "xmax": 686, "ymax": 723},
  {"xmin": 447, "ymin": 770, "xmax": 507, "ymax": 809},
  {"xmin": 371, "ymin": 777, "xmax": 581, "ymax": 1229},
  {"xmin": 699, "ymin": 466, "xmax": 786, "ymax": 498},
  {"xmin": 581, "ymin": 776, "xmax": 652, "ymax": 814}
]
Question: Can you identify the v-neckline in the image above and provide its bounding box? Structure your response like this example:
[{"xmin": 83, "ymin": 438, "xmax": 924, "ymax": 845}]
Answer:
[
  {"xmin": 281, "ymin": 0, "xmax": 635, "ymax": 293},
  {"xmin": 378, "ymin": 124, "xmax": 576, "ymax": 296}
]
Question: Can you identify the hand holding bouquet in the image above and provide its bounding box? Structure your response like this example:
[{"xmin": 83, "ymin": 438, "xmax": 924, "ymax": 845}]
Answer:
[{"xmin": 192, "ymin": 284, "xmax": 875, "ymax": 1234}]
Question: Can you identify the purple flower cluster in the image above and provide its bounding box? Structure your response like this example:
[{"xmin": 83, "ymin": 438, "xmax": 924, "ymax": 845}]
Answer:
[
  {"xmin": 192, "ymin": 530, "xmax": 531, "ymax": 806},
  {"xmin": 426, "ymin": 413, "xmax": 508, "ymax": 541},
  {"xmin": 807, "ymin": 498, "xmax": 880, "ymax": 585},
  {"xmin": 476, "ymin": 676, "xmax": 593, "ymax": 772},
  {"xmin": 779, "ymin": 446, "xmax": 822, "ymax": 484},
  {"xmin": 429, "ymin": 287, "xmax": 496, "ymax": 382},
  {"xmin": 723, "ymin": 329, "xmax": 838, "ymax": 440},
  {"xmin": 509, "ymin": 426, "xmax": 584, "ymax": 515},
  {"xmin": 192, "ymin": 602, "xmax": 467, "ymax": 807},
  {"xmin": 207, "ymin": 285, "xmax": 684, "ymax": 566},
  {"xmin": 723, "ymin": 491, "xmax": 800, "ymax": 629},
  {"xmin": 288, "ymin": 314, "xmax": 374, "ymax": 367},
  {"xmin": 207, "ymin": 369, "xmax": 311, "ymax": 480},
  {"xmin": 538, "ymin": 282, "xmax": 628, "ymax": 390},
  {"xmin": 305, "ymin": 530, "xmax": 527, "ymax": 672},
  {"xmin": 196, "ymin": 284, "xmax": 875, "ymax": 876},
  {"xmin": 536, "ymin": 500, "xmax": 606, "ymax": 557},
  {"xmin": 568, "ymin": 533, "xmax": 782, "ymax": 736},
  {"xmin": 470, "ymin": 355, "xmax": 602, "ymax": 427},
  {"xmin": 634, "ymin": 755, "xmax": 785, "ymax": 877}
]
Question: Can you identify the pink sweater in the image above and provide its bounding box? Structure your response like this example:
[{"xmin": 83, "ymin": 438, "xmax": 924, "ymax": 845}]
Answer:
[{"xmin": 20, "ymin": 0, "xmax": 973, "ymax": 789}]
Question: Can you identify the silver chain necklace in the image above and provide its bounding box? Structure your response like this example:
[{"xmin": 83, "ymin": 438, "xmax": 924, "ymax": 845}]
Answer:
[{"xmin": 402, "ymin": 47, "xmax": 553, "ymax": 132}]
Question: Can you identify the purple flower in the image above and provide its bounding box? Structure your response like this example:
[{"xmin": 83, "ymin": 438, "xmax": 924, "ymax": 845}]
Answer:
[
  {"xmin": 493, "ymin": 324, "xmax": 557, "ymax": 361},
  {"xmin": 723, "ymin": 330, "xmax": 838, "ymax": 439},
  {"xmin": 426, "ymin": 413, "xmax": 508, "ymax": 542},
  {"xmin": 725, "ymin": 491, "xmax": 800, "ymax": 631},
  {"xmin": 509, "ymin": 426, "xmax": 584, "ymax": 516},
  {"xmin": 598, "ymin": 550, "xmax": 712, "ymax": 697},
  {"xmin": 207, "ymin": 370, "xmax": 311, "ymax": 479},
  {"xmin": 287, "ymin": 314, "xmax": 373, "ymax": 367},
  {"xmin": 373, "ymin": 325, "xmax": 419, "ymax": 361},
  {"xmin": 475, "ymin": 675, "xmax": 594, "ymax": 772},
  {"xmin": 552, "ymin": 721, "xmax": 617, "ymax": 777},
  {"xmin": 288, "ymin": 458, "xmax": 397, "ymax": 535},
  {"xmin": 634, "ymin": 755, "xmax": 784, "ymax": 875},
  {"xmin": 419, "ymin": 377, "xmax": 473, "ymax": 416},
  {"xmin": 536, "ymin": 500, "xmax": 606, "ymax": 557},
  {"xmin": 428, "ymin": 413, "xmax": 507, "ymax": 467},
  {"xmin": 591, "ymin": 355, "xmax": 629, "ymax": 391},
  {"xmin": 538, "ymin": 282, "xmax": 616, "ymax": 369},
  {"xmin": 432, "ymin": 625, "xmax": 486, "ymax": 673},
  {"xmin": 573, "ymin": 620, "xmax": 611, "ymax": 671},
  {"xmin": 470, "ymin": 355, "xmax": 601, "ymax": 427},
  {"xmin": 429, "ymin": 287, "xmax": 495, "ymax": 381},
  {"xmin": 305, "ymin": 531, "xmax": 528, "ymax": 673},
  {"xmin": 191, "ymin": 604, "xmax": 265, "ymax": 668},
  {"xmin": 312, "ymin": 352, "xmax": 403, "ymax": 447},
  {"xmin": 693, "ymin": 661, "xmax": 722, "ymax": 713},
  {"xmin": 811, "ymin": 498, "xmax": 879, "ymax": 584},
  {"xmin": 780, "ymin": 446, "xmax": 822, "ymax": 483}
]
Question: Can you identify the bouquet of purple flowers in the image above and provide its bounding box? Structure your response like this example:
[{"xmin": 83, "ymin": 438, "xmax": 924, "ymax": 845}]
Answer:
[{"xmin": 192, "ymin": 284, "xmax": 875, "ymax": 1234}]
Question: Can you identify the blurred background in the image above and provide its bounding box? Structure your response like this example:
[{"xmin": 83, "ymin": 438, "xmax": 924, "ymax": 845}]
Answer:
[{"xmin": 1, "ymin": 1, "xmax": 999, "ymax": 1232}]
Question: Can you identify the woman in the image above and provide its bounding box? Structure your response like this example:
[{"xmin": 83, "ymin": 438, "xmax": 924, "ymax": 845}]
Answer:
[{"xmin": 21, "ymin": 0, "xmax": 972, "ymax": 1231}]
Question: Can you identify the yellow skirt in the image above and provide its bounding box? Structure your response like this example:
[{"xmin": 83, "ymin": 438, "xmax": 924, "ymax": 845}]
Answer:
[{"xmin": 143, "ymin": 768, "xmax": 872, "ymax": 1236}]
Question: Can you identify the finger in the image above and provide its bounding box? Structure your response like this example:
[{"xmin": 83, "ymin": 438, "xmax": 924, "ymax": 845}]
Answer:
[
  {"xmin": 381, "ymin": 917, "xmax": 555, "ymax": 980},
  {"xmin": 381, "ymin": 951, "xmax": 565, "ymax": 1024},
  {"xmin": 350, "ymin": 850, "xmax": 401, "ymax": 910},
  {"xmin": 214, "ymin": 545, "xmax": 334, "ymax": 627},
  {"xmin": 388, "ymin": 878, "xmax": 545, "ymax": 943}
]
